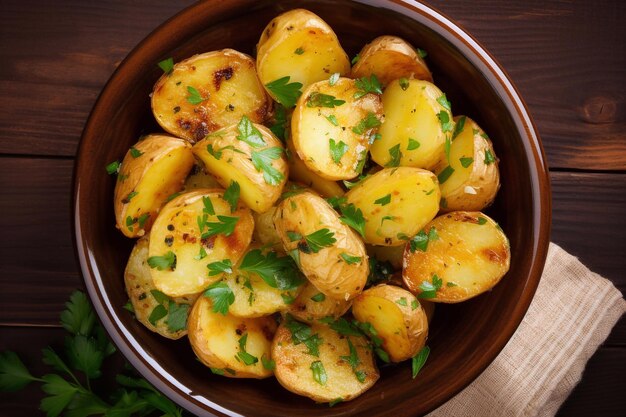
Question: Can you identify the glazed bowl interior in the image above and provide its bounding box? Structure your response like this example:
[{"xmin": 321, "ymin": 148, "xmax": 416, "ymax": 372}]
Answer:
[{"xmin": 74, "ymin": 0, "xmax": 550, "ymax": 416}]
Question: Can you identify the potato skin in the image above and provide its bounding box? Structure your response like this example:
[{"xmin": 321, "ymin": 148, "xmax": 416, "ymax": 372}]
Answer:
[
  {"xmin": 402, "ymin": 211, "xmax": 511, "ymax": 302},
  {"xmin": 291, "ymin": 77, "xmax": 383, "ymax": 180},
  {"xmin": 287, "ymin": 281, "xmax": 352, "ymax": 323},
  {"xmin": 152, "ymin": 49, "xmax": 271, "ymax": 142},
  {"xmin": 188, "ymin": 296, "xmax": 277, "ymax": 378},
  {"xmin": 192, "ymin": 122, "xmax": 288, "ymax": 213},
  {"xmin": 273, "ymin": 192, "xmax": 368, "ymax": 301},
  {"xmin": 272, "ymin": 320, "xmax": 378, "ymax": 402},
  {"xmin": 114, "ymin": 134, "xmax": 194, "ymax": 238},
  {"xmin": 124, "ymin": 237, "xmax": 197, "ymax": 339},
  {"xmin": 257, "ymin": 9, "xmax": 350, "ymax": 95},
  {"xmin": 149, "ymin": 189, "xmax": 254, "ymax": 297},
  {"xmin": 345, "ymin": 167, "xmax": 440, "ymax": 246},
  {"xmin": 351, "ymin": 36, "xmax": 432, "ymax": 86},
  {"xmin": 434, "ymin": 116, "xmax": 500, "ymax": 211},
  {"xmin": 352, "ymin": 284, "xmax": 428, "ymax": 362}
]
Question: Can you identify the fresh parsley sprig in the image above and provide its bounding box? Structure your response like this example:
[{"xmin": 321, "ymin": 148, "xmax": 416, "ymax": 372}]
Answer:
[
  {"xmin": 265, "ymin": 76, "xmax": 303, "ymax": 108},
  {"xmin": 354, "ymin": 75, "xmax": 382, "ymax": 99}
]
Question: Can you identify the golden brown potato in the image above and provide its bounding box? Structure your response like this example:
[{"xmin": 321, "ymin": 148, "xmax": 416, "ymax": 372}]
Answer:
[
  {"xmin": 183, "ymin": 164, "xmax": 221, "ymax": 191},
  {"xmin": 148, "ymin": 189, "xmax": 254, "ymax": 297},
  {"xmin": 352, "ymin": 284, "xmax": 428, "ymax": 362},
  {"xmin": 192, "ymin": 119, "xmax": 288, "ymax": 213},
  {"xmin": 272, "ymin": 318, "xmax": 378, "ymax": 402},
  {"xmin": 345, "ymin": 167, "xmax": 440, "ymax": 246},
  {"xmin": 124, "ymin": 237, "xmax": 198, "ymax": 339},
  {"xmin": 188, "ymin": 296, "xmax": 277, "ymax": 378},
  {"xmin": 287, "ymin": 281, "xmax": 352, "ymax": 323},
  {"xmin": 402, "ymin": 211, "xmax": 510, "ymax": 302},
  {"xmin": 434, "ymin": 116, "xmax": 500, "ymax": 211},
  {"xmin": 257, "ymin": 9, "xmax": 350, "ymax": 102},
  {"xmin": 114, "ymin": 134, "xmax": 194, "ymax": 238},
  {"xmin": 273, "ymin": 192, "xmax": 369, "ymax": 301},
  {"xmin": 291, "ymin": 77, "xmax": 383, "ymax": 180},
  {"xmin": 251, "ymin": 206, "xmax": 283, "ymax": 251},
  {"xmin": 370, "ymin": 79, "xmax": 453, "ymax": 170},
  {"xmin": 151, "ymin": 49, "xmax": 271, "ymax": 142},
  {"xmin": 351, "ymin": 36, "xmax": 432, "ymax": 86}
]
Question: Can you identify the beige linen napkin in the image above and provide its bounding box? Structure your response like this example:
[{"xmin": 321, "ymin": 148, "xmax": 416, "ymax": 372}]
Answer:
[{"xmin": 428, "ymin": 242, "xmax": 626, "ymax": 417}]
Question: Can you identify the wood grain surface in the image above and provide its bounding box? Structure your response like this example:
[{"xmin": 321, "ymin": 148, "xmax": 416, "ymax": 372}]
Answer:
[{"xmin": 0, "ymin": 0, "xmax": 623, "ymax": 416}]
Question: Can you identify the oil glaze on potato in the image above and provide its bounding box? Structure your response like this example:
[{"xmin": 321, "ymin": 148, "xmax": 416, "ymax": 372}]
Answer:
[
  {"xmin": 124, "ymin": 237, "xmax": 197, "ymax": 339},
  {"xmin": 114, "ymin": 134, "xmax": 194, "ymax": 238},
  {"xmin": 273, "ymin": 192, "xmax": 368, "ymax": 301},
  {"xmin": 351, "ymin": 36, "xmax": 432, "ymax": 86},
  {"xmin": 345, "ymin": 167, "xmax": 440, "ymax": 246},
  {"xmin": 149, "ymin": 189, "xmax": 254, "ymax": 297},
  {"xmin": 402, "ymin": 211, "xmax": 510, "ymax": 302},
  {"xmin": 371, "ymin": 79, "xmax": 453, "ymax": 170},
  {"xmin": 272, "ymin": 320, "xmax": 378, "ymax": 402},
  {"xmin": 188, "ymin": 296, "xmax": 276, "ymax": 378},
  {"xmin": 192, "ymin": 121, "xmax": 288, "ymax": 213},
  {"xmin": 434, "ymin": 116, "xmax": 500, "ymax": 211},
  {"xmin": 292, "ymin": 77, "xmax": 383, "ymax": 180},
  {"xmin": 152, "ymin": 49, "xmax": 271, "ymax": 142},
  {"xmin": 257, "ymin": 9, "xmax": 350, "ymax": 97},
  {"xmin": 287, "ymin": 281, "xmax": 352, "ymax": 323},
  {"xmin": 286, "ymin": 137, "xmax": 345, "ymax": 198}
]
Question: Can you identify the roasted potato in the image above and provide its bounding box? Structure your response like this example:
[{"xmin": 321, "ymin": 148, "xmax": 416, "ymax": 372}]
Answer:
[
  {"xmin": 366, "ymin": 244, "xmax": 404, "ymax": 270},
  {"xmin": 183, "ymin": 164, "xmax": 221, "ymax": 190},
  {"xmin": 434, "ymin": 116, "xmax": 500, "ymax": 211},
  {"xmin": 252, "ymin": 206, "xmax": 283, "ymax": 251},
  {"xmin": 352, "ymin": 284, "xmax": 428, "ymax": 362},
  {"xmin": 287, "ymin": 281, "xmax": 352, "ymax": 323},
  {"xmin": 351, "ymin": 35, "xmax": 432, "ymax": 86},
  {"xmin": 148, "ymin": 189, "xmax": 254, "ymax": 297},
  {"xmin": 370, "ymin": 79, "xmax": 453, "ymax": 170},
  {"xmin": 114, "ymin": 134, "xmax": 194, "ymax": 238},
  {"xmin": 152, "ymin": 49, "xmax": 271, "ymax": 142},
  {"xmin": 188, "ymin": 296, "xmax": 277, "ymax": 378},
  {"xmin": 124, "ymin": 237, "xmax": 198, "ymax": 339},
  {"xmin": 192, "ymin": 119, "xmax": 288, "ymax": 213},
  {"xmin": 273, "ymin": 318, "xmax": 378, "ymax": 402},
  {"xmin": 291, "ymin": 77, "xmax": 383, "ymax": 180},
  {"xmin": 273, "ymin": 192, "xmax": 369, "ymax": 301},
  {"xmin": 402, "ymin": 211, "xmax": 510, "ymax": 302},
  {"xmin": 257, "ymin": 9, "xmax": 350, "ymax": 101},
  {"xmin": 345, "ymin": 167, "xmax": 440, "ymax": 246}
]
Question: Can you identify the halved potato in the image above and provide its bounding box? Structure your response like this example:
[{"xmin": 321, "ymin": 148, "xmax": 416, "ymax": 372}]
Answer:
[
  {"xmin": 434, "ymin": 116, "xmax": 500, "ymax": 211},
  {"xmin": 257, "ymin": 9, "xmax": 350, "ymax": 100},
  {"xmin": 274, "ymin": 192, "xmax": 369, "ymax": 301},
  {"xmin": 286, "ymin": 137, "xmax": 345, "ymax": 198},
  {"xmin": 192, "ymin": 120, "xmax": 288, "ymax": 213},
  {"xmin": 402, "ymin": 211, "xmax": 511, "ymax": 302},
  {"xmin": 188, "ymin": 296, "xmax": 276, "ymax": 378},
  {"xmin": 114, "ymin": 134, "xmax": 194, "ymax": 238},
  {"xmin": 252, "ymin": 206, "xmax": 283, "ymax": 251},
  {"xmin": 124, "ymin": 237, "xmax": 198, "ymax": 339},
  {"xmin": 370, "ymin": 79, "xmax": 453, "ymax": 170},
  {"xmin": 351, "ymin": 36, "xmax": 432, "ymax": 86},
  {"xmin": 184, "ymin": 164, "xmax": 221, "ymax": 190},
  {"xmin": 345, "ymin": 167, "xmax": 440, "ymax": 246},
  {"xmin": 291, "ymin": 77, "xmax": 383, "ymax": 180},
  {"xmin": 151, "ymin": 49, "xmax": 271, "ymax": 142},
  {"xmin": 272, "ymin": 319, "xmax": 378, "ymax": 402},
  {"xmin": 352, "ymin": 284, "xmax": 428, "ymax": 362},
  {"xmin": 148, "ymin": 189, "xmax": 254, "ymax": 297},
  {"xmin": 288, "ymin": 281, "xmax": 352, "ymax": 323}
]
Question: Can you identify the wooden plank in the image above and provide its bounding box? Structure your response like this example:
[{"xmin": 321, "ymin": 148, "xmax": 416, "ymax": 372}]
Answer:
[{"xmin": 0, "ymin": 0, "xmax": 624, "ymax": 171}]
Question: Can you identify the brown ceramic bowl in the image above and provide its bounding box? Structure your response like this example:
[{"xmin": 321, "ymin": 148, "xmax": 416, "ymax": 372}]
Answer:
[{"xmin": 74, "ymin": 1, "xmax": 551, "ymax": 415}]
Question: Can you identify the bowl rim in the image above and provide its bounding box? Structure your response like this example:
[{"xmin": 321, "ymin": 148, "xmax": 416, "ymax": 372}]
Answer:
[{"xmin": 73, "ymin": 0, "xmax": 551, "ymax": 415}]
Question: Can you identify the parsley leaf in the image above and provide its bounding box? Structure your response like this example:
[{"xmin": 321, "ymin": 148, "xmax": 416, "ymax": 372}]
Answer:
[
  {"xmin": 310, "ymin": 360, "xmax": 327, "ymax": 385},
  {"xmin": 460, "ymin": 156, "xmax": 474, "ymax": 168},
  {"xmin": 130, "ymin": 147, "xmax": 143, "ymax": 158},
  {"xmin": 320, "ymin": 317, "xmax": 363, "ymax": 337},
  {"xmin": 354, "ymin": 75, "xmax": 382, "ymax": 99},
  {"xmin": 437, "ymin": 111, "xmax": 453, "ymax": 132},
  {"xmin": 306, "ymin": 92, "xmax": 345, "ymax": 108},
  {"xmin": 325, "ymin": 114, "xmax": 339, "ymax": 126},
  {"xmin": 396, "ymin": 297, "xmax": 408, "ymax": 306},
  {"xmin": 339, "ymin": 203, "xmax": 366, "ymax": 238},
  {"xmin": 265, "ymin": 76, "xmax": 303, "ymax": 108},
  {"xmin": 251, "ymin": 147, "xmax": 285, "ymax": 185},
  {"xmin": 203, "ymin": 282, "xmax": 235, "ymax": 315},
  {"xmin": 203, "ymin": 195, "xmax": 215, "ymax": 215},
  {"xmin": 239, "ymin": 249, "xmax": 304, "ymax": 290},
  {"xmin": 407, "ymin": 138, "xmax": 420, "ymax": 150},
  {"xmin": 477, "ymin": 216, "xmax": 488, "ymax": 225},
  {"xmin": 399, "ymin": 77, "xmax": 410, "ymax": 91},
  {"xmin": 329, "ymin": 139, "xmax": 349, "ymax": 164},
  {"xmin": 65, "ymin": 334, "xmax": 104, "ymax": 379},
  {"xmin": 374, "ymin": 194, "xmax": 391, "ymax": 206},
  {"xmin": 351, "ymin": 112, "xmax": 381, "ymax": 135},
  {"xmin": 484, "ymin": 149, "xmax": 496, "ymax": 165},
  {"xmin": 417, "ymin": 48, "xmax": 428, "ymax": 58},
  {"xmin": 310, "ymin": 293, "xmax": 326, "ymax": 302},
  {"xmin": 385, "ymin": 144, "xmax": 402, "ymax": 167},
  {"xmin": 237, "ymin": 333, "xmax": 259, "ymax": 366},
  {"xmin": 262, "ymin": 357, "xmax": 276, "ymax": 371},
  {"xmin": 269, "ymin": 104, "xmax": 288, "ymax": 141},
  {"xmin": 411, "ymin": 346, "xmax": 430, "ymax": 378},
  {"xmin": 301, "ymin": 228, "xmax": 336, "ymax": 253},
  {"xmin": 409, "ymin": 227, "xmax": 438, "ymax": 252},
  {"xmin": 452, "ymin": 115, "xmax": 466, "ymax": 140},
  {"xmin": 437, "ymin": 165, "xmax": 455, "ymax": 184},
  {"xmin": 105, "ymin": 161, "xmax": 120, "ymax": 175},
  {"xmin": 157, "ymin": 57, "xmax": 174, "ymax": 75},
  {"xmin": 60, "ymin": 291, "xmax": 96, "ymax": 336},
  {"xmin": 223, "ymin": 181, "xmax": 240, "ymax": 213},
  {"xmin": 445, "ymin": 135, "xmax": 452, "ymax": 163},
  {"xmin": 186, "ymin": 86, "xmax": 208, "ymax": 105},
  {"xmin": 0, "ymin": 351, "xmax": 38, "ymax": 392},
  {"xmin": 200, "ymin": 215, "xmax": 239, "ymax": 239},
  {"xmin": 148, "ymin": 304, "xmax": 167, "ymax": 326},
  {"xmin": 237, "ymin": 115, "xmax": 266, "ymax": 148},
  {"xmin": 147, "ymin": 251, "xmax": 177, "ymax": 271},
  {"xmin": 351, "ymin": 53, "xmax": 360, "ymax": 64},
  {"xmin": 294, "ymin": 47, "xmax": 305, "ymax": 55},
  {"xmin": 437, "ymin": 93, "xmax": 452, "ymax": 111},
  {"xmin": 367, "ymin": 258, "xmax": 394, "ymax": 286},
  {"xmin": 418, "ymin": 274, "xmax": 443, "ymax": 299},
  {"xmin": 340, "ymin": 253, "xmax": 362, "ymax": 265},
  {"xmin": 207, "ymin": 259, "xmax": 233, "ymax": 276},
  {"xmin": 285, "ymin": 315, "xmax": 322, "ymax": 356}
]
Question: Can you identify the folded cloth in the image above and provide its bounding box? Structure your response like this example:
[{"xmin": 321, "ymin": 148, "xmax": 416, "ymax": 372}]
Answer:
[{"xmin": 428, "ymin": 242, "xmax": 625, "ymax": 417}]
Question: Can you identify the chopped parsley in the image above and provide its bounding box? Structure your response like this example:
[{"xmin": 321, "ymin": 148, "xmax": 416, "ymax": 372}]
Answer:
[
  {"xmin": 269, "ymin": 104, "xmax": 288, "ymax": 141},
  {"xmin": 285, "ymin": 314, "xmax": 322, "ymax": 356},
  {"xmin": 409, "ymin": 227, "xmax": 438, "ymax": 252},
  {"xmin": 437, "ymin": 93, "xmax": 452, "ymax": 111},
  {"xmin": 374, "ymin": 194, "xmax": 391, "ymax": 206},
  {"xmin": 340, "ymin": 339, "xmax": 365, "ymax": 383},
  {"xmin": 452, "ymin": 115, "xmax": 466, "ymax": 140},
  {"xmin": 147, "ymin": 251, "xmax": 176, "ymax": 271},
  {"xmin": 251, "ymin": 147, "xmax": 285, "ymax": 185},
  {"xmin": 437, "ymin": 165, "xmax": 455, "ymax": 184},
  {"xmin": 460, "ymin": 156, "xmax": 474, "ymax": 168},
  {"xmin": 310, "ymin": 293, "xmax": 326, "ymax": 302},
  {"xmin": 354, "ymin": 74, "xmax": 382, "ymax": 99},
  {"xmin": 206, "ymin": 259, "xmax": 233, "ymax": 276},
  {"xmin": 396, "ymin": 297, "xmax": 408, "ymax": 306},
  {"xmin": 484, "ymin": 149, "xmax": 496, "ymax": 165},
  {"xmin": 407, "ymin": 138, "xmax": 420, "ymax": 150},
  {"xmin": 203, "ymin": 282, "xmax": 235, "ymax": 315},
  {"xmin": 385, "ymin": 144, "xmax": 402, "ymax": 167},
  {"xmin": 223, "ymin": 180, "xmax": 240, "ymax": 212},
  {"xmin": 199, "ymin": 215, "xmax": 239, "ymax": 239},
  {"xmin": 399, "ymin": 77, "xmax": 410, "ymax": 91},
  {"xmin": 329, "ymin": 139, "xmax": 349, "ymax": 164},
  {"xmin": 339, "ymin": 203, "xmax": 366, "ymax": 238},
  {"xmin": 297, "ymin": 229, "xmax": 336, "ymax": 254},
  {"xmin": 340, "ymin": 253, "xmax": 362, "ymax": 265},
  {"xmin": 418, "ymin": 274, "xmax": 443, "ymax": 299},
  {"xmin": 129, "ymin": 147, "xmax": 143, "ymax": 158},
  {"xmin": 416, "ymin": 48, "xmax": 428, "ymax": 58},
  {"xmin": 325, "ymin": 114, "xmax": 339, "ymax": 126},
  {"xmin": 351, "ymin": 53, "xmax": 360, "ymax": 64},
  {"xmin": 310, "ymin": 360, "xmax": 327, "ymax": 385},
  {"xmin": 351, "ymin": 112, "xmax": 381, "ymax": 135},
  {"xmin": 306, "ymin": 92, "xmax": 345, "ymax": 108},
  {"xmin": 329, "ymin": 72, "xmax": 340, "ymax": 86},
  {"xmin": 239, "ymin": 249, "xmax": 304, "ymax": 290},
  {"xmin": 411, "ymin": 346, "xmax": 430, "ymax": 378},
  {"xmin": 237, "ymin": 333, "xmax": 258, "ymax": 366},
  {"xmin": 157, "ymin": 57, "xmax": 174, "ymax": 75},
  {"xmin": 236, "ymin": 115, "xmax": 266, "ymax": 148},
  {"xmin": 105, "ymin": 160, "xmax": 120, "ymax": 175},
  {"xmin": 265, "ymin": 76, "xmax": 303, "ymax": 108},
  {"xmin": 477, "ymin": 216, "xmax": 487, "ymax": 225},
  {"xmin": 294, "ymin": 47, "xmax": 304, "ymax": 55},
  {"xmin": 186, "ymin": 86, "xmax": 208, "ymax": 105},
  {"xmin": 166, "ymin": 301, "xmax": 189, "ymax": 332},
  {"xmin": 437, "ymin": 111, "xmax": 453, "ymax": 132}
]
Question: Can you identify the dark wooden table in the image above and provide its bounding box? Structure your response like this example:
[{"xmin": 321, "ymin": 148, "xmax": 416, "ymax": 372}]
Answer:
[{"xmin": 0, "ymin": 0, "xmax": 624, "ymax": 415}]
